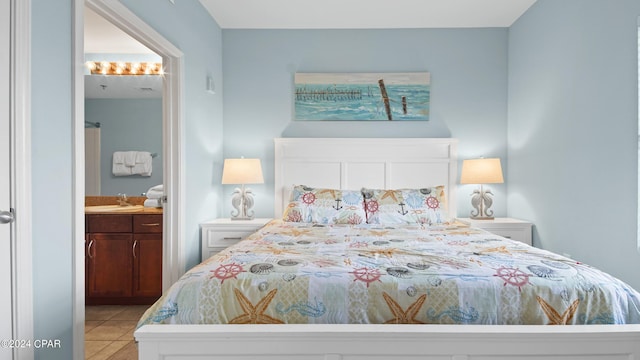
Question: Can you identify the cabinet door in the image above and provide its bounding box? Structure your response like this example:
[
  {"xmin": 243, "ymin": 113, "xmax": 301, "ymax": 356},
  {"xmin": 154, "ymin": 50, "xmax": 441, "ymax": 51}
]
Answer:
[
  {"xmin": 133, "ymin": 233, "xmax": 162, "ymax": 298},
  {"xmin": 87, "ymin": 233, "xmax": 133, "ymax": 298}
]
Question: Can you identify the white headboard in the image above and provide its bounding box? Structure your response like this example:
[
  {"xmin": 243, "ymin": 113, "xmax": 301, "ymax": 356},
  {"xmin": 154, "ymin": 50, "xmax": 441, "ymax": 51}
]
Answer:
[{"xmin": 274, "ymin": 138, "xmax": 458, "ymax": 219}]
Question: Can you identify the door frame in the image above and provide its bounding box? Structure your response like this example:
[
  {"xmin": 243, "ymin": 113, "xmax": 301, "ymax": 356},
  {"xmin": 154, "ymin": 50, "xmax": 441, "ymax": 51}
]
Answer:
[
  {"xmin": 10, "ymin": 0, "xmax": 34, "ymax": 358},
  {"xmin": 73, "ymin": 0, "xmax": 185, "ymax": 358}
]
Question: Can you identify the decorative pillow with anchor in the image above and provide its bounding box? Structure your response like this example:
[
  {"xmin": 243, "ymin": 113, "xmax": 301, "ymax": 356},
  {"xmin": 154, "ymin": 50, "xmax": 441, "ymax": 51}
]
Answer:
[
  {"xmin": 282, "ymin": 185, "xmax": 366, "ymax": 225},
  {"xmin": 362, "ymin": 186, "xmax": 448, "ymax": 225}
]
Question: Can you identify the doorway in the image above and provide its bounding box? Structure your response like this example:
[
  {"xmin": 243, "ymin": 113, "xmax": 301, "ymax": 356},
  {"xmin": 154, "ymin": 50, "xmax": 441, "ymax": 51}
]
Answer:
[{"xmin": 75, "ymin": 0, "xmax": 185, "ymax": 357}]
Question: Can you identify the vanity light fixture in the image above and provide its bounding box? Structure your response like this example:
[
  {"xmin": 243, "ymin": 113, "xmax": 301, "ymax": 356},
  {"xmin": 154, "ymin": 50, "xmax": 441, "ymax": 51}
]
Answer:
[
  {"xmin": 460, "ymin": 158, "xmax": 504, "ymax": 220},
  {"xmin": 85, "ymin": 61, "xmax": 164, "ymax": 76}
]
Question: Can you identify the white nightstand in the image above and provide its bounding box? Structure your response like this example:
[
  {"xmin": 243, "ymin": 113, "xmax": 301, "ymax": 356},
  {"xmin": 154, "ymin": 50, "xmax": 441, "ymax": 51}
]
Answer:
[
  {"xmin": 457, "ymin": 217, "xmax": 533, "ymax": 246},
  {"xmin": 201, "ymin": 218, "xmax": 272, "ymax": 261}
]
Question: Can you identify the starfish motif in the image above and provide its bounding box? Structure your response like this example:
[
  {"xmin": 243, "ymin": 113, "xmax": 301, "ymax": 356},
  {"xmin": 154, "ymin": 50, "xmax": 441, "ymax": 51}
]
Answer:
[
  {"xmin": 318, "ymin": 189, "xmax": 338, "ymax": 199},
  {"xmin": 229, "ymin": 288, "xmax": 284, "ymax": 324},
  {"xmin": 382, "ymin": 292, "xmax": 426, "ymax": 324},
  {"xmin": 536, "ymin": 295, "xmax": 580, "ymax": 325},
  {"xmin": 283, "ymin": 228, "xmax": 312, "ymax": 237},
  {"xmin": 380, "ymin": 190, "xmax": 399, "ymax": 202},
  {"xmin": 368, "ymin": 230, "xmax": 389, "ymax": 237}
]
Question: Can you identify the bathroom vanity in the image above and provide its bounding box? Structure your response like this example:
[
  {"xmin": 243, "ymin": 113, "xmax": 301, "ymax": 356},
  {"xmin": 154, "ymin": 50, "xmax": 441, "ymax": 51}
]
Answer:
[{"xmin": 85, "ymin": 200, "xmax": 163, "ymax": 305}]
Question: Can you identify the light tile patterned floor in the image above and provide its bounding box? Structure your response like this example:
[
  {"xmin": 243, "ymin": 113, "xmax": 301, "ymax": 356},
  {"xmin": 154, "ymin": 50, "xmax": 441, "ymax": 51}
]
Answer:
[{"xmin": 85, "ymin": 305, "xmax": 149, "ymax": 360}]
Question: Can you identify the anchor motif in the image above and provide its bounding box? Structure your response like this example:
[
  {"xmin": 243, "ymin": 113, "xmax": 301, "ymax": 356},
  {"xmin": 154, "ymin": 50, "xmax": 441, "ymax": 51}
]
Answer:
[
  {"xmin": 333, "ymin": 198, "xmax": 343, "ymax": 210},
  {"xmin": 397, "ymin": 202, "xmax": 408, "ymax": 215}
]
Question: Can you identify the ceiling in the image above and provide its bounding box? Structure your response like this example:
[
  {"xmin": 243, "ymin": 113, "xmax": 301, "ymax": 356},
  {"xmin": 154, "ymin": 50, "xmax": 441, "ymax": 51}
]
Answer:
[
  {"xmin": 84, "ymin": 0, "xmax": 537, "ymax": 98},
  {"xmin": 199, "ymin": 0, "xmax": 537, "ymax": 29}
]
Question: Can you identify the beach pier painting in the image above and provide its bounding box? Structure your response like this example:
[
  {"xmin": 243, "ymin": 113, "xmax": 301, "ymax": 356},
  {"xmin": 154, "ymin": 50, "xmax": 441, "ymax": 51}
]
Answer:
[{"xmin": 294, "ymin": 72, "xmax": 430, "ymax": 121}]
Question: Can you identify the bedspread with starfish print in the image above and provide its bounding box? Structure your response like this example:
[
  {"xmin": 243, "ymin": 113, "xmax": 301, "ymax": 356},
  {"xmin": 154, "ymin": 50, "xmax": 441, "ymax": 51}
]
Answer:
[{"xmin": 137, "ymin": 220, "xmax": 640, "ymax": 327}]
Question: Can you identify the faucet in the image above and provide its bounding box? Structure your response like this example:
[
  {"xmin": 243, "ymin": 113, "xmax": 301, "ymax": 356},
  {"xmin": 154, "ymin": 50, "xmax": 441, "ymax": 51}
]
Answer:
[{"xmin": 117, "ymin": 193, "xmax": 131, "ymax": 206}]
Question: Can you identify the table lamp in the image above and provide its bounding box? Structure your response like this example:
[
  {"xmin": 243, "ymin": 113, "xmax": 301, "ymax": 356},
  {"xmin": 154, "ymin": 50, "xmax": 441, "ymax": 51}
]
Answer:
[
  {"xmin": 221, "ymin": 158, "xmax": 264, "ymax": 220},
  {"xmin": 460, "ymin": 158, "xmax": 504, "ymax": 220}
]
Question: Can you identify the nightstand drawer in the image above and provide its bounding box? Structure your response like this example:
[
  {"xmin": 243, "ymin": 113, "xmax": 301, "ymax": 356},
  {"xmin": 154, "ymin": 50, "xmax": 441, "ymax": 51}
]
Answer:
[
  {"xmin": 458, "ymin": 217, "xmax": 533, "ymax": 246},
  {"xmin": 206, "ymin": 229, "xmax": 250, "ymax": 248},
  {"xmin": 489, "ymin": 228, "xmax": 528, "ymax": 243},
  {"xmin": 200, "ymin": 218, "xmax": 272, "ymax": 261}
]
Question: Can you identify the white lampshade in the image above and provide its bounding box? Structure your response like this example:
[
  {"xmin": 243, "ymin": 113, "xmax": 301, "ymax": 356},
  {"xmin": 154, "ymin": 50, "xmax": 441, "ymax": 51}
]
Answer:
[
  {"xmin": 460, "ymin": 158, "xmax": 504, "ymax": 184},
  {"xmin": 221, "ymin": 158, "xmax": 264, "ymax": 185}
]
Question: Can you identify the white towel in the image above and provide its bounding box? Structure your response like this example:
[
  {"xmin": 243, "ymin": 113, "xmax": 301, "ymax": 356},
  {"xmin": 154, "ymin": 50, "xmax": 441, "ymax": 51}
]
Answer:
[
  {"xmin": 144, "ymin": 198, "xmax": 162, "ymax": 208},
  {"xmin": 124, "ymin": 151, "xmax": 137, "ymax": 167},
  {"xmin": 132, "ymin": 151, "xmax": 152, "ymax": 176},
  {"xmin": 146, "ymin": 184, "xmax": 164, "ymax": 199},
  {"xmin": 113, "ymin": 151, "xmax": 132, "ymax": 176}
]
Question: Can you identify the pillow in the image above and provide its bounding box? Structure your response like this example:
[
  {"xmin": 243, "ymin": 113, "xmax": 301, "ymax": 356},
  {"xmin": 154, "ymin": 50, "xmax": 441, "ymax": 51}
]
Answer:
[
  {"xmin": 282, "ymin": 185, "xmax": 366, "ymax": 224},
  {"xmin": 361, "ymin": 186, "xmax": 448, "ymax": 225}
]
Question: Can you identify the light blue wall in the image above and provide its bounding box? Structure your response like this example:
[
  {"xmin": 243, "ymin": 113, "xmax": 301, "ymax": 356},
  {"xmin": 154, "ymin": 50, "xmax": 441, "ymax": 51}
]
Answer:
[
  {"xmin": 30, "ymin": 1, "xmax": 223, "ymax": 358},
  {"xmin": 121, "ymin": 0, "xmax": 224, "ymax": 270},
  {"xmin": 85, "ymin": 98, "xmax": 163, "ymax": 196},
  {"xmin": 508, "ymin": 0, "xmax": 640, "ymax": 290},
  {"xmin": 222, "ymin": 29, "xmax": 509, "ymax": 219},
  {"xmin": 32, "ymin": 0, "xmax": 73, "ymax": 358}
]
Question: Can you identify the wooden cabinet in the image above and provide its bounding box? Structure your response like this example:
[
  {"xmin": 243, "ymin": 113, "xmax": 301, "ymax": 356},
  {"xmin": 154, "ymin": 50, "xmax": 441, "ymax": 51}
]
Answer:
[
  {"xmin": 86, "ymin": 213, "xmax": 162, "ymax": 304},
  {"xmin": 133, "ymin": 214, "xmax": 162, "ymax": 298}
]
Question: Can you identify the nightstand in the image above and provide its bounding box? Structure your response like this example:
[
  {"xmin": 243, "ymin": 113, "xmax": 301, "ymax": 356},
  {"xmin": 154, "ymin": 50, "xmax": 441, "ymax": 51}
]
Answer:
[
  {"xmin": 201, "ymin": 218, "xmax": 271, "ymax": 261},
  {"xmin": 457, "ymin": 217, "xmax": 533, "ymax": 246}
]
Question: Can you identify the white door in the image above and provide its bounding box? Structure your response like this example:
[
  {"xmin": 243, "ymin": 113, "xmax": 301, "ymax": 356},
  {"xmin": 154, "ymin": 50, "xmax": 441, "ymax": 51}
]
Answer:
[{"xmin": 1, "ymin": 0, "xmax": 14, "ymax": 358}]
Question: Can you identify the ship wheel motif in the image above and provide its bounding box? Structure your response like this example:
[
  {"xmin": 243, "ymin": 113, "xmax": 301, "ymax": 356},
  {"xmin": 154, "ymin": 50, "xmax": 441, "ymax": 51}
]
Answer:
[
  {"xmin": 350, "ymin": 267, "xmax": 382, "ymax": 287},
  {"xmin": 365, "ymin": 200, "xmax": 379, "ymax": 213},
  {"xmin": 425, "ymin": 196, "xmax": 440, "ymax": 209},
  {"xmin": 494, "ymin": 266, "xmax": 529, "ymax": 290},
  {"xmin": 210, "ymin": 263, "xmax": 244, "ymax": 284},
  {"xmin": 301, "ymin": 192, "xmax": 316, "ymax": 205}
]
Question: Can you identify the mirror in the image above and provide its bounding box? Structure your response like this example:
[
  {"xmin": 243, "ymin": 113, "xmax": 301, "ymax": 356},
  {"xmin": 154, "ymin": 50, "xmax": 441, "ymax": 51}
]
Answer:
[{"xmin": 84, "ymin": 6, "xmax": 163, "ymax": 196}]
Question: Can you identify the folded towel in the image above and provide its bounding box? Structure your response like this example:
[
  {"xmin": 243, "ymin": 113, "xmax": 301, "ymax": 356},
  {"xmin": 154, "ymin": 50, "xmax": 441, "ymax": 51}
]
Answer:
[
  {"xmin": 147, "ymin": 184, "xmax": 163, "ymax": 193},
  {"xmin": 112, "ymin": 163, "xmax": 131, "ymax": 176},
  {"xmin": 124, "ymin": 151, "xmax": 137, "ymax": 167},
  {"xmin": 132, "ymin": 152, "xmax": 152, "ymax": 176},
  {"xmin": 145, "ymin": 184, "xmax": 164, "ymax": 199},
  {"xmin": 144, "ymin": 198, "xmax": 162, "ymax": 208},
  {"xmin": 112, "ymin": 152, "xmax": 131, "ymax": 176}
]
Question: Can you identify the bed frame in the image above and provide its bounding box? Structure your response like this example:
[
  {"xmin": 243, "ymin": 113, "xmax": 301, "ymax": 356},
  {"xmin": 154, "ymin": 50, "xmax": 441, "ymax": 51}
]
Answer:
[{"xmin": 135, "ymin": 138, "xmax": 640, "ymax": 360}]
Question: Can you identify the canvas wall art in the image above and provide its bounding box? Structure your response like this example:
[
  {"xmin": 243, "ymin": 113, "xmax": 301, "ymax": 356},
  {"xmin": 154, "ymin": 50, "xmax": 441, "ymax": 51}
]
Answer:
[{"xmin": 294, "ymin": 72, "xmax": 430, "ymax": 121}]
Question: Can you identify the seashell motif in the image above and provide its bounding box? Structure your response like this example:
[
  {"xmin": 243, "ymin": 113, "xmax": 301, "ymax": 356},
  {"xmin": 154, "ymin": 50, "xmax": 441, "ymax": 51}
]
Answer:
[
  {"xmin": 387, "ymin": 267, "xmax": 412, "ymax": 278},
  {"xmin": 428, "ymin": 277, "xmax": 442, "ymax": 287},
  {"xmin": 541, "ymin": 260, "xmax": 571, "ymax": 270},
  {"xmin": 419, "ymin": 188, "xmax": 432, "ymax": 195},
  {"xmin": 282, "ymin": 273, "xmax": 297, "ymax": 282},
  {"xmin": 250, "ymin": 263, "xmax": 274, "ymax": 275},
  {"xmin": 258, "ymin": 282, "xmax": 269, "ymax": 291},
  {"xmin": 407, "ymin": 262, "xmax": 430, "ymax": 270},
  {"xmin": 362, "ymin": 190, "xmax": 374, "ymax": 200},
  {"xmin": 372, "ymin": 241, "xmax": 389, "ymax": 246},
  {"xmin": 277, "ymin": 259, "xmax": 300, "ymax": 266},
  {"xmin": 406, "ymin": 286, "xmax": 417, "ymax": 297},
  {"xmin": 527, "ymin": 265, "xmax": 556, "ymax": 278}
]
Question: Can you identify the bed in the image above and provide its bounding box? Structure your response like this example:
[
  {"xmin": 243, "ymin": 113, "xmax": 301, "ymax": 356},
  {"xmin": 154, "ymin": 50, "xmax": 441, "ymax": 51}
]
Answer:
[{"xmin": 134, "ymin": 138, "xmax": 640, "ymax": 359}]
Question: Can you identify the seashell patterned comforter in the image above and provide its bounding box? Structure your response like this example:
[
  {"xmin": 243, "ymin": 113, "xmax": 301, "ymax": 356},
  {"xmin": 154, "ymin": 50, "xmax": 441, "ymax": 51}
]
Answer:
[{"xmin": 137, "ymin": 220, "xmax": 640, "ymax": 327}]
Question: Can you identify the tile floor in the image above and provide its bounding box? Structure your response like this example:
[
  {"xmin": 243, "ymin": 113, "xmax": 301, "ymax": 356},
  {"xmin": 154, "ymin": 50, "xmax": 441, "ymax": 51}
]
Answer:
[{"xmin": 85, "ymin": 305, "xmax": 149, "ymax": 360}]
